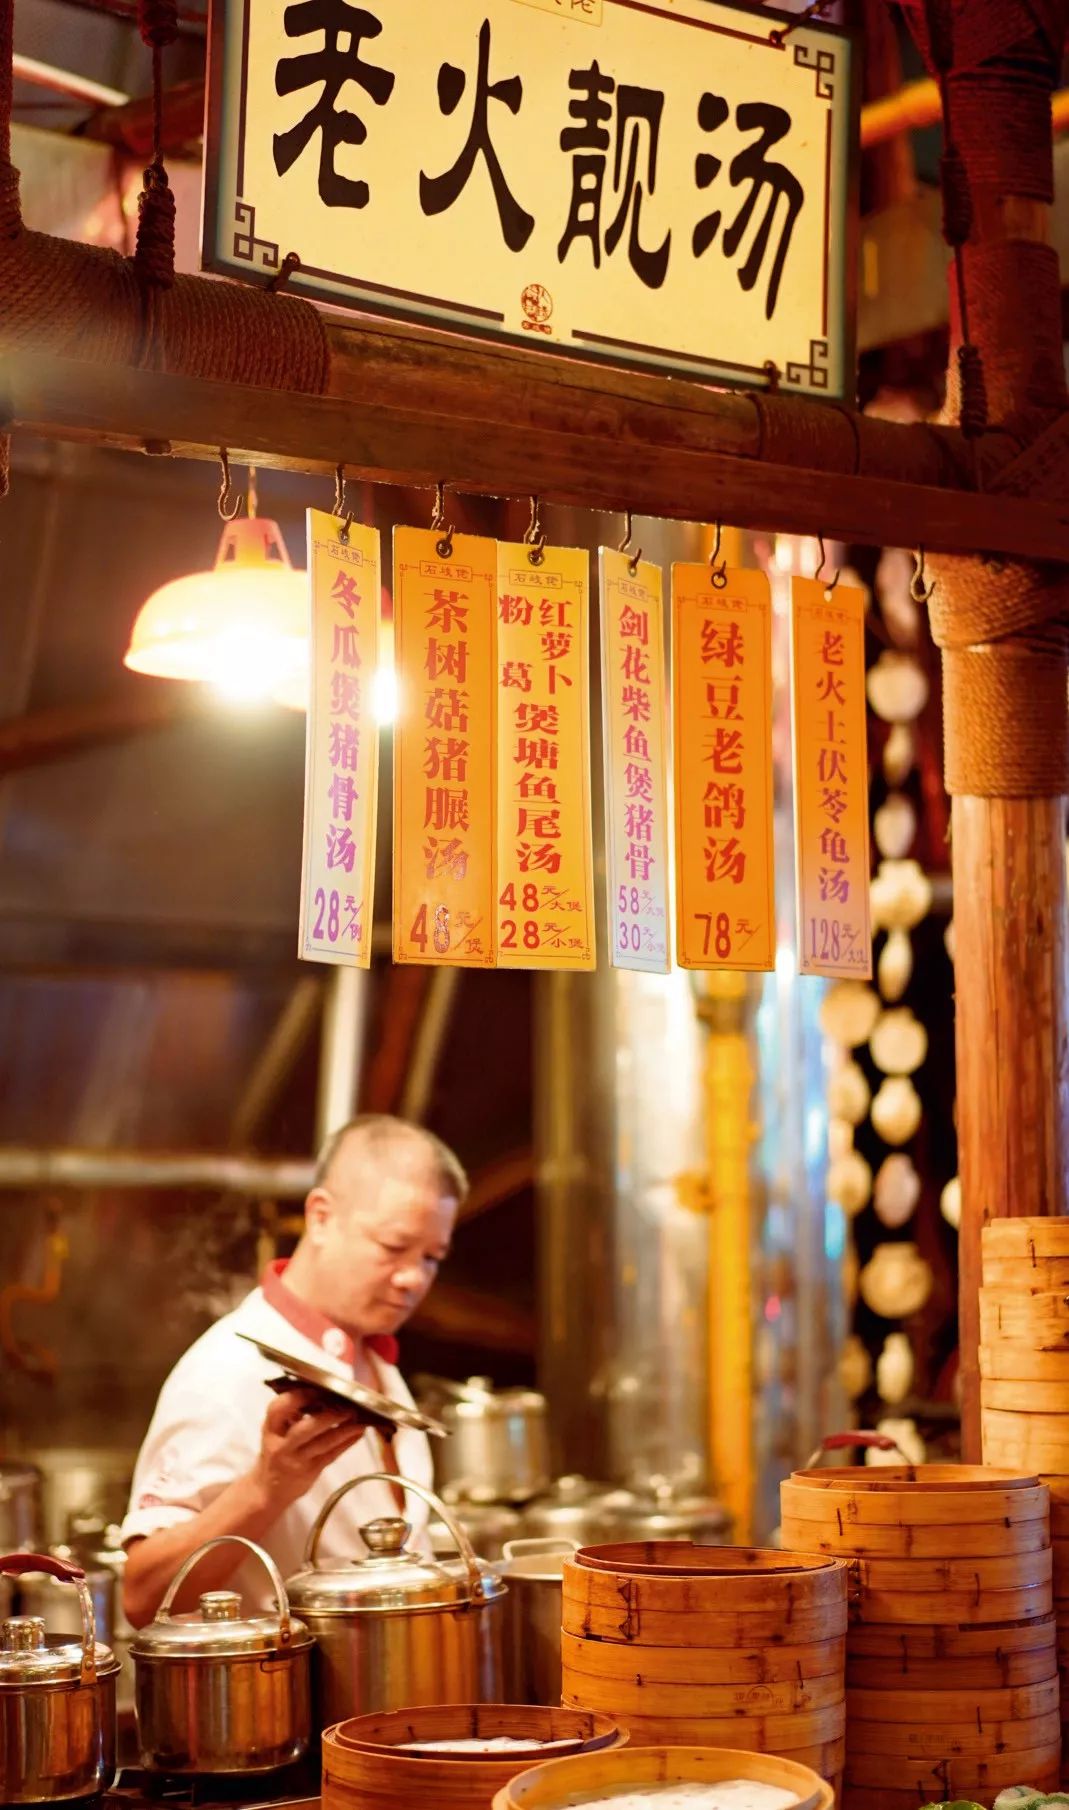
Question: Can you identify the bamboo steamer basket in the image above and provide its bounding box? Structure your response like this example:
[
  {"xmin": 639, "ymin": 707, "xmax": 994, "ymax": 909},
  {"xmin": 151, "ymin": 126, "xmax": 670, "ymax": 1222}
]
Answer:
[
  {"xmin": 781, "ymin": 1464, "xmax": 1060, "ymax": 1810},
  {"xmin": 983, "ymin": 1219, "xmax": 1069, "ymax": 1262},
  {"xmin": 321, "ymin": 1705, "xmax": 628, "ymax": 1810},
  {"xmin": 984, "ymin": 1377, "xmax": 1069, "ymax": 1413},
  {"xmin": 980, "ymin": 1290, "xmax": 1069, "ymax": 1343},
  {"xmin": 562, "ymin": 1547, "xmax": 846, "ymax": 1780},
  {"xmin": 981, "ymin": 1343, "xmax": 1069, "ymax": 1381},
  {"xmin": 490, "ymin": 1745, "xmax": 835, "ymax": 1810},
  {"xmin": 982, "ymin": 1405, "xmax": 1069, "ymax": 1473}
]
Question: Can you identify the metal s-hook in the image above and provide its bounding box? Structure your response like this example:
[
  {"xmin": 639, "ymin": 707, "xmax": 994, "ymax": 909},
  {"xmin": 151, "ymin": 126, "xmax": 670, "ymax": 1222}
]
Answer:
[
  {"xmin": 815, "ymin": 535, "xmax": 841, "ymax": 599},
  {"xmin": 910, "ymin": 546, "xmax": 936, "ymax": 605},
  {"xmin": 709, "ymin": 522, "xmax": 728, "ymax": 590},
  {"xmin": 334, "ymin": 464, "xmax": 353, "ymax": 543},
  {"xmin": 525, "ymin": 494, "xmax": 546, "ymax": 567},
  {"xmin": 217, "ymin": 449, "xmax": 242, "ymax": 521},
  {"xmin": 430, "ymin": 480, "xmax": 454, "ymax": 560},
  {"xmin": 617, "ymin": 508, "xmax": 642, "ymax": 577}
]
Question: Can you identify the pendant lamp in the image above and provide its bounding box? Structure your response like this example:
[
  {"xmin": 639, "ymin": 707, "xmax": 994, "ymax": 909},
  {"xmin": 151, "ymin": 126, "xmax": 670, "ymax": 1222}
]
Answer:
[{"xmin": 124, "ymin": 467, "xmax": 307, "ymax": 705}]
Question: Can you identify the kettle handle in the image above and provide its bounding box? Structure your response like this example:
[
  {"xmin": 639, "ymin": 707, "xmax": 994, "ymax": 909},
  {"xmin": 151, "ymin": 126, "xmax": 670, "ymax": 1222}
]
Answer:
[
  {"xmin": 154, "ymin": 1535, "xmax": 294, "ymax": 1644},
  {"xmin": 0, "ymin": 1551, "xmax": 98, "ymax": 1686},
  {"xmin": 803, "ymin": 1430, "xmax": 913, "ymax": 1469},
  {"xmin": 304, "ymin": 1471, "xmax": 485, "ymax": 1600}
]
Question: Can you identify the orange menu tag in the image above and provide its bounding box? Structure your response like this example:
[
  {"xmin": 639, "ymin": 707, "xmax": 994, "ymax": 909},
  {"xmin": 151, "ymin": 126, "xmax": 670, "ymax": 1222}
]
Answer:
[
  {"xmin": 298, "ymin": 509, "xmax": 380, "ymax": 968},
  {"xmin": 791, "ymin": 576, "xmax": 873, "ymax": 978},
  {"xmin": 673, "ymin": 564, "xmax": 775, "ymax": 971},
  {"xmin": 496, "ymin": 542, "xmax": 595, "ymax": 971},
  {"xmin": 600, "ymin": 548, "xmax": 670, "ymax": 973},
  {"xmin": 393, "ymin": 527, "xmax": 496, "ymax": 967}
]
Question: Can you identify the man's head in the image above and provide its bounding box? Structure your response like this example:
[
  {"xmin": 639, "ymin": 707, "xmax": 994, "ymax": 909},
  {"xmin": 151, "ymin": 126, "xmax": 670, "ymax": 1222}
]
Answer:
[{"xmin": 301, "ymin": 1115, "xmax": 466, "ymax": 1338}]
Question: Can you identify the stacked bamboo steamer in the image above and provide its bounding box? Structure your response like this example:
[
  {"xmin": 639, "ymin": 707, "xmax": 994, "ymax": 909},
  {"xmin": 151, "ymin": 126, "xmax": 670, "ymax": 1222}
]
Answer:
[
  {"xmin": 561, "ymin": 1544, "xmax": 847, "ymax": 1789},
  {"xmin": 980, "ymin": 1219, "xmax": 1069, "ymax": 1472},
  {"xmin": 780, "ymin": 1464, "xmax": 1060, "ymax": 1809},
  {"xmin": 979, "ymin": 1217, "xmax": 1069, "ymax": 1763}
]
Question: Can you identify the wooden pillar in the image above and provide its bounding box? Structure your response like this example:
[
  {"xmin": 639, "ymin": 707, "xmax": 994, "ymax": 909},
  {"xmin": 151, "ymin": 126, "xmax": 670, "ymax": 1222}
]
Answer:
[{"xmin": 919, "ymin": 3, "xmax": 1069, "ymax": 1459}]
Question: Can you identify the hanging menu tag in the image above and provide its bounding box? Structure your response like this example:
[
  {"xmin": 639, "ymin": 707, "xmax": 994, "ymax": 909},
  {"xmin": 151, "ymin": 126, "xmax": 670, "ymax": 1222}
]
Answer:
[
  {"xmin": 393, "ymin": 527, "xmax": 497, "ymax": 967},
  {"xmin": 600, "ymin": 548, "xmax": 670, "ymax": 974},
  {"xmin": 496, "ymin": 542, "xmax": 595, "ymax": 971},
  {"xmin": 791, "ymin": 575, "xmax": 872, "ymax": 978},
  {"xmin": 673, "ymin": 564, "xmax": 775, "ymax": 972},
  {"xmin": 298, "ymin": 509, "xmax": 381, "ymax": 967}
]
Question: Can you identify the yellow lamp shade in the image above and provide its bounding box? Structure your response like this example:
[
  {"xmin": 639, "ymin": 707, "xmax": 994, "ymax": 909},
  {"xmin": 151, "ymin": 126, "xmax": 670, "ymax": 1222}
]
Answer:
[{"xmin": 124, "ymin": 517, "xmax": 307, "ymax": 703}]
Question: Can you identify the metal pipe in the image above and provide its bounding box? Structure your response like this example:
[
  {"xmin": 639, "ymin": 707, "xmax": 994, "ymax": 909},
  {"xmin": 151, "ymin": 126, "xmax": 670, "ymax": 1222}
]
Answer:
[
  {"xmin": 231, "ymin": 978, "xmax": 322, "ymax": 1148},
  {"xmin": 859, "ymin": 78, "xmax": 1069, "ymax": 149},
  {"xmin": 315, "ymin": 967, "xmax": 367, "ymax": 1146},
  {"xmin": 12, "ymin": 54, "xmax": 127, "ymax": 109},
  {"xmin": 0, "ymin": 1148, "xmax": 313, "ymax": 1194},
  {"xmin": 398, "ymin": 967, "xmax": 460, "ymax": 1124}
]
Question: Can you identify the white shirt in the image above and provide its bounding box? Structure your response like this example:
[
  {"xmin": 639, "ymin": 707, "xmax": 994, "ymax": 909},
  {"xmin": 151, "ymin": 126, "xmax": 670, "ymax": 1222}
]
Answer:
[{"xmin": 121, "ymin": 1268, "xmax": 433, "ymax": 1611}]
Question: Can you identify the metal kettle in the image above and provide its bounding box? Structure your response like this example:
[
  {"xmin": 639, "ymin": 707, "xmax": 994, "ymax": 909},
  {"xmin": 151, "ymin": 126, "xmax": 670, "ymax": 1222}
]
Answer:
[
  {"xmin": 417, "ymin": 1375, "xmax": 550, "ymax": 1504},
  {"xmin": 284, "ymin": 1470, "xmax": 508, "ymax": 1732},
  {"xmin": 0, "ymin": 1551, "xmax": 119, "ymax": 1804}
]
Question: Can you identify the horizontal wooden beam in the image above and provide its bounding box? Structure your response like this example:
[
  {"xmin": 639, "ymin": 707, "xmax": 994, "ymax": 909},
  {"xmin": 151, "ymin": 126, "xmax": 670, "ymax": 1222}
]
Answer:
[
  {"xmin": 0, "ymin": 686, "xmax": 196, "ymax": 774},
  {"xmin": 5, "ymin": 325, "xmax": 1069, "ymax": 559}
]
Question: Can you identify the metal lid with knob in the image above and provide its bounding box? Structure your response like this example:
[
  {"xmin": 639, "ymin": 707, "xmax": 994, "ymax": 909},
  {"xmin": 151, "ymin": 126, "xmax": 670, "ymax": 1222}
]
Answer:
[
  {"xmin": 285, "ymin": 1472, "xmax": 507, "ymax": 1616},
  {"xmin": 0, "ymin": 1554, "xmax": 119, "ymax": 1687},
  {"xmin": 131, "ymin": 1536, "xmax": 312, "ymax": 1660}
]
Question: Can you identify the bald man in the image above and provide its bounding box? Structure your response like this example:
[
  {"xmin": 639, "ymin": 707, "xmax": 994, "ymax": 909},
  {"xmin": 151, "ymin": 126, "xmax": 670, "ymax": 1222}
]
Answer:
[{"xmin": 121, "ymin": 1115, "xmax": 465, "ymax": 1624}]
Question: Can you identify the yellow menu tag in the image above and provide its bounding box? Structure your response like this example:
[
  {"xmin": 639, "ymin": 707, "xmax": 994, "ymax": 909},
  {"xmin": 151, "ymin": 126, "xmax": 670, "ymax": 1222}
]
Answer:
[
  {"xmin": 600, "ymin": 548, "xmax": 670, "ymax": 973},
  {"xmin": 496, "ymin": 542, "xmax": 595, "ymax": 970},
  {"xmin": 791, "ymin": 576, "xmax": 873, "ymax": 978},
  {"xmin": 393, "ymin": 527, "xmax": 497, "ymax": 967},
  {"xmin": 673, "ymin": 564, "xmax": 775, "ymax": 971},
  {"xmin": 298, "ymin": 508, "xmax": 380, "ymax": 967}
]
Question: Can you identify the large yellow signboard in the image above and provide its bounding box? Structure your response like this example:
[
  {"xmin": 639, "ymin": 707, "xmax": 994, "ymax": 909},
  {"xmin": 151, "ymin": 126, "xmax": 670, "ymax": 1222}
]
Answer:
[{"xmin": 205, "ymin": 0, "xmax": 857, "ymax": 397}]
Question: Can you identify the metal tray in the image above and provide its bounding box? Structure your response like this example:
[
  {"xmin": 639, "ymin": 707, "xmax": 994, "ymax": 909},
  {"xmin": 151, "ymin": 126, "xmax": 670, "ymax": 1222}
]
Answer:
[{"xmin": 236, "ymin": 1333, "xmax": 447, "ymax": 1437}]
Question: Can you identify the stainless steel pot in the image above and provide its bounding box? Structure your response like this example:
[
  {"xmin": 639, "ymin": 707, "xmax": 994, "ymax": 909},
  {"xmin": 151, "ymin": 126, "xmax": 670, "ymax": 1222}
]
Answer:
[
  {"xmin": 131, "ymin": 1535, "xmax": 312, "ymax": 1775},
  {"xmin": 418, "ymin": 1377, "xmax": 550, "ymax": 1504},
  {"xmin": 429, "ymin": 1495, "xmax": 524, "ymax": 1561},
  {"xmin": 285, "ymin": 1471, "xmax": 508, "ymax": 1732},
  {"xmin": 519, "ymin": 1476, "xmax": 640, "ymax": 1546},
  {"xmin": 0, "ymin": 1466, "xmax": 42, "ymax": 1554},
  {"xmin": 495, "ymin": 1537, "xmax": 577, "ymax": 1707},
  {"xmin": 0, "ymin": 1551, "xmax": 119, "ymax": 1804}
]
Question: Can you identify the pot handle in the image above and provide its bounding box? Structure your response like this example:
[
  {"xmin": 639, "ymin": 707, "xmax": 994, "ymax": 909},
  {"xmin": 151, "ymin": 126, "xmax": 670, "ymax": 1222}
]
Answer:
[
  {"xmin": 501, "ymin": 1537, "xmax": 579, "ymax": 1560},
  {"xmin": 154, "ymin": 1536, "xmax": 294, "ymax": 1645},
  {"xmin": 803, "ymin": 1430, "xmax": 912, "ymax": 1469},
  {"xmin": 0, "ymin": 1551, "xmax": 97, "ymax": 1686},
  {"xmin": 304, "ymin": 1471, "xmax": 485, "ymax": 1600}
]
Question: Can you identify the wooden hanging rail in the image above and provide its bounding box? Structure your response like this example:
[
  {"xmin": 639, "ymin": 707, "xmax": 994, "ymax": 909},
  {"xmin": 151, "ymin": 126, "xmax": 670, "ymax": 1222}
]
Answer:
[{"xmin": 5, "ymin": 327, "xmax": 1069, "ymax": 560}]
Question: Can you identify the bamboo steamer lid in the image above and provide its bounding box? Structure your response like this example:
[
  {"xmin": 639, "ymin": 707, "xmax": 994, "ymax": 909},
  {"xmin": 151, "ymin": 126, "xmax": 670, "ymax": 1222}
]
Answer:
[
  {"xmin": 782, "ymin": 1464, "xmax": 1046, "ymax": 1523},
  {"xmin": 983, "ymin": 1219, "xmax": 1069, "ymax": 1261},
  {"xmin": 562, "ymin": 1547, "xmax": 847, "ymax": 1644},
  {"xmin": 321, "ymin": 1706, "xmax": 628, "ymax": 1810},
  {"xmin": 572, "ymin": 1544, "xmax": 846, "ymax": 1600},
  {"xmin": 489, "ymin": 1745, "xmax": 836, "ymax": 1810},
  {"xmin": 561, "ymin": 1632, "xmax": 846, "ymax": 1689}
]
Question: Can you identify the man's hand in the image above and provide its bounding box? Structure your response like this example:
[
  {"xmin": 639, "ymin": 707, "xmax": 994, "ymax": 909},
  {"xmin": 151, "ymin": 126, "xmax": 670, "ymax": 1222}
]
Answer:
[{"xmin": 252, "ymin": 1387, "xmax": 371, "ymax": 1508}]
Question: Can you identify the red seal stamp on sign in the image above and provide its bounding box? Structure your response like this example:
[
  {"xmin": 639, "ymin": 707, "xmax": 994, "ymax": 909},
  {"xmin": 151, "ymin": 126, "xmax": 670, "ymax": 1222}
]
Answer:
[{"xmin": 521, "ymin": 284, "xmax": 553, "ymax": 334}]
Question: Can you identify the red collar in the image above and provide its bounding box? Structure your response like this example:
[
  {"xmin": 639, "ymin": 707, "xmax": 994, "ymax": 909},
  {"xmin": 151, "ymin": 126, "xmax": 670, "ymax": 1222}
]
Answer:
[{"xmin": 260, "ymin": 1260, "xmax": 400, "ymax": 1369}]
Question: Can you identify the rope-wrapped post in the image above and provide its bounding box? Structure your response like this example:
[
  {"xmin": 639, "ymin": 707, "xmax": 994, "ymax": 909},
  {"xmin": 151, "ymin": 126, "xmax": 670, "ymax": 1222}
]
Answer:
[{"xmin": 908, "ymin": 0, "xmax": 1069, "ymax": 1460}]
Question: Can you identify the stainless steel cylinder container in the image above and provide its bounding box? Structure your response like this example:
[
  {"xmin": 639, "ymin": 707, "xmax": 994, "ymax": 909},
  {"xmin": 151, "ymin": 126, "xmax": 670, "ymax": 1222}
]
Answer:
[
  {"xmin": 285, "ymin": 1471, "xmax": 508, "ymax": 1732},
  {"xmin": 131, "ymin": 1535, "xmax": 312, "ymax": 1775},
  {"xmin": 495, "ymin": 1537, "xmax": 577, "ymax": 1706}
]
